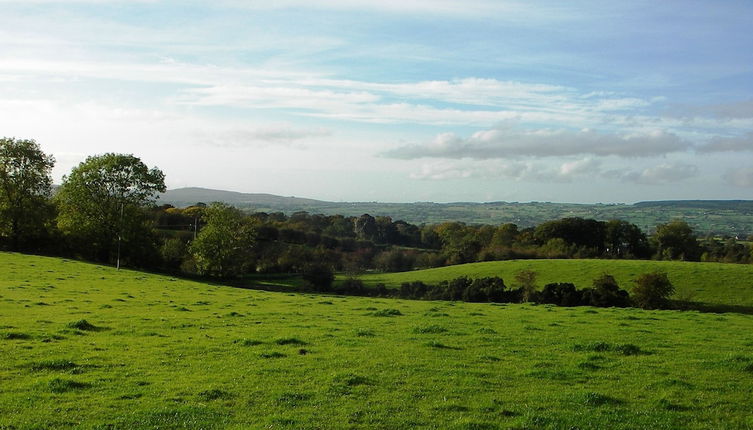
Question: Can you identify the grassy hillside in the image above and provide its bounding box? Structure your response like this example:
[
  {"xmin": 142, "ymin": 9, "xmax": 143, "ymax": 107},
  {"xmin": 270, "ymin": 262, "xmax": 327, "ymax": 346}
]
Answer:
[
  {"xmin": 2, "ymin": 252, "xmax": 753, "ymax": 429},
  {"xmin": 358, "ymin": 259, "xmax": 753, "ymax": 309}
]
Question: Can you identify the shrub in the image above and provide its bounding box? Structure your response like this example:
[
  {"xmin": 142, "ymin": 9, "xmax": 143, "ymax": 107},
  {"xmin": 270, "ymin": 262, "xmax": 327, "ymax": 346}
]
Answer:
[
  {"xmin": 583, "ymin": 274, "xmax": 630, "ymax": 307},
  {"xmin": 539, "ymin": 283, "xmax": 582, "ymax": 306},
  {"xmin": 514, "ymin": 270, "xmax": 538, "ymax": 302},
  {"xmin": 632, "ymin": 272, "xmax": 674, "ymax": 309},
  {"xmin": 301, "ymin": 263, "xmax": 334, "ymax": 291}
]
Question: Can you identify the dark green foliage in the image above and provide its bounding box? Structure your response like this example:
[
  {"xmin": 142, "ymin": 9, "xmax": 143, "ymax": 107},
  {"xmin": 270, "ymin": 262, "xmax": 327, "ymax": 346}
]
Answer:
[
  {"xmin": 189, "ymin": 203, "xmax": 256, "ymax": 278},
  {"xmin": 301, "ymin": 263, "xmax": 334, "ymax": 291},
  {"xmin": 56, "ymin": 153, "xmax": 165, "ymax": 265},
  {"xmin": 653, "ymin": 220, "xmax": 702, "ymax": 261},
  {"xmin": 582, "ymin": 274, "xmax": 630, "ymax": 307},
  {"xmin": 632, "ymin": 272, "xmax": 675, "ymax": 309},
  {"xmin": 539, "ymin": 283, "xmax": 583, "ymax": 306},
  {"xmin": 535, "ymin": 217, "xmax": 606, "ymax": 254},
  {"xmin": 0, "ymin": 137, "xmax": 55, "ymax": 251}
]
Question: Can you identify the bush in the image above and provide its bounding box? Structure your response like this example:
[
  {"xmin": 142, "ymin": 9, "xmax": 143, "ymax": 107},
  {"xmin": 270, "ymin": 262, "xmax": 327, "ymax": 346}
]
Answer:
[
  {"xmin": 539, "ymin": 283, "xmax": 582, "ymax": 306},
  {"xmin": 632, "ymin": 272, "xmax": 674, "ymax": 309},
  {"xmin": 301, "ymin": 263, "xmax": 334, "ymax": 291},
  {"xmin": 583, "ymin": 274, "xmax": 630, "ymax": 307}
]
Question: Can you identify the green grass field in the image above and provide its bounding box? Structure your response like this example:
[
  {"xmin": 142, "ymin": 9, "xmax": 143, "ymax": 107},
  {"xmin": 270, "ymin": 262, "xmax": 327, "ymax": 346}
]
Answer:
[
  {"xmin": 358, "ymin": 259, "xmax": 753, "ymax": 309},
  {"xmin": 2, "ymin": 252, "xmax": 753, "ymax": 429}
]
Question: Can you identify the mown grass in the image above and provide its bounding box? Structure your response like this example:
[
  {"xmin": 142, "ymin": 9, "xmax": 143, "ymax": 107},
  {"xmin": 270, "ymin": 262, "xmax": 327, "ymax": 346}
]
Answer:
[
  {"xmin": 1, "ymin": 252, "xmax": 753, "ymax": 429},
  {"xmin": 357, "ymin": 259, "xmax": 753, "ymax": 308}
]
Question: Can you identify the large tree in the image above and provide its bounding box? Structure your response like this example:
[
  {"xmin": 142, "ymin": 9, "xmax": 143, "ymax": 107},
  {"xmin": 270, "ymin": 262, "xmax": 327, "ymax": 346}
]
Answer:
[
  {"xmin": 56, "ymin": 153, "xmax": 165, "ymax": 264},
  {"xmin": 653, "ymin": 220, "xmax": 701, "ymax": 261},
  {"xmin": 189, "ymin": 202, "xmax": 256, "ymax": 277},
  {"xmin": 0, "ymin": 138, "xmax": 55, "ymax": 250}
]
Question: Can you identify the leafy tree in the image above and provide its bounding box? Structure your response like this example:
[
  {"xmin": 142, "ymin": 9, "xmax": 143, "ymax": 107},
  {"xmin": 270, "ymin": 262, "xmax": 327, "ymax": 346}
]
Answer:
[
  {"xmin": 534, "ymin": 217, "xmax": 606, "ymax": 254},
  {"xmin": 56, "ymin": 153, "xmax": 165, "ymax": 264},
  {"xmin": 0, "ymin": 138, "xmax": 55, "ymax": 250},
  {"xmin": 632, "ymin": 272, "xmax": 675, "ymax": 309},
  {"xmin": 584, "ymin": 274, "xmax": 630, "ymax": 307},
  {"xmin": 189, "ymin": 202, "xmax": 256, "ymax": 277},
  {"xmin": 604, "ymin": 220, "xmax": 651, "ymax": 258},
  {"xmin": 354, "ymin": 214, "xmax": 377, "ymax": 241},
  {"xmin": 539, "ymin": 282, "xmax": 582, "ymax": 306},
  {"xmin": 653, "ymin": 220, "xmax": 701, "ymax": 261},
  {"xmin": 301, "ymin": 263, "xmax": 334, "ymax": 291},
  {"xmin": 514, "ymin": 269, "xmax": 539, "ymax": 302}
]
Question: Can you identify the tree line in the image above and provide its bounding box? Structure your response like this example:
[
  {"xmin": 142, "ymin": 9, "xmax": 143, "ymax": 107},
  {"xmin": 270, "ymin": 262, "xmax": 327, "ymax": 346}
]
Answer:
[{"xmin": 2, "ymin": 138, "xmax": 752, "ymax": 282}]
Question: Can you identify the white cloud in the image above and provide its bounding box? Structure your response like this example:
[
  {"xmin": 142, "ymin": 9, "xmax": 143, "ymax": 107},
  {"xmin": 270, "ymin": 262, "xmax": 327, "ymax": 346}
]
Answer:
[
  {"xmin": 198, "ymin": 126, "xmax": 332, "ymax": 148},
  {"xmin": 606, "ymin": 163, "xmax": 699, "ymax": 185},
  {"xmin": 408, "ymin": 158, "xmax": 602, "ymax": 183},
  {"xmin": 384, "ymin": 127, "xmax": 689, "ymax": 159}
]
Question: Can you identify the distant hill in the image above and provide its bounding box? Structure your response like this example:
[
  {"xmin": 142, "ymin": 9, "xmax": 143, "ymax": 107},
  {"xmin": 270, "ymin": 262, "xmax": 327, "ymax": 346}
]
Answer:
[
  {"xmin": 159, "ymin": 187, "xmax": 328, "ymax": 209},
  {"xmin": 158, "ymin": 187, "xmax": 753, "ymax": 237}
]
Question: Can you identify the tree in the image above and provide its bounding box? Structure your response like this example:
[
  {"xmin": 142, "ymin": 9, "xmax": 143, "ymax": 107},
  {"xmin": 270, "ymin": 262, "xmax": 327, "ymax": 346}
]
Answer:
[
  {"xmin": 604, "ymin": 220, "xmax": 651, "ymax": 258},
  {"xmin": 189, "ymin": 202, "xmax": 256, "ymax": 277},
  {"xmin": 632, "ymin": 272, "xmax": 675, "ymax": 309},
  {"xmin": 0, "ymin": 138, "xmax": 55, "ymax": 250},
  {"xmin": 56, "ymin": 153, "xmax": 165, "ymax": 264},
  {"xmin": 301, "ymin": 263, "xmax": 335, "ymax": 291},
  {"xmin": 514, "ymin": 269, "xmax": 539, "ymax": 302},
  {"xmin": 653, "ymin": 220, "xmax": 701, "ymax": 261},
  {"xmin": 584, "ymin": 274, "xmax": 630, "ymax": 307}
]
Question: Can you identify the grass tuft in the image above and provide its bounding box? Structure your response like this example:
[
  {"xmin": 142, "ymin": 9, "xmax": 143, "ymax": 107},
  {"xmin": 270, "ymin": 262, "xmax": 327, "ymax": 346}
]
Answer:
[
  {"xmin": 412, "ymin": 325, "xmax": 448, "ymax": 334},
  {"xmin": 198, "ymin": 389, "xmax": 233, "ymax": 401},
  {"xmin": 29, "ymin": 359, "xmax": 79, "ymax": 372},
  {"xmin": 370, "ymin": 308, "xmax": 402, "ymax": 317},
  {"xmin": 274, "ymin": 337, "xmax": 307, "ymax": 346},
  {"xmin": 65, "ymin": 320, "xmax": 103, "ymax": 331},
  {"xmin": 1, "ymin": 332, "xmax": 32, "ymax": 340},
  {"xmin": 48, "ymin": 377, "xmax": 91, "ymax": 393}
]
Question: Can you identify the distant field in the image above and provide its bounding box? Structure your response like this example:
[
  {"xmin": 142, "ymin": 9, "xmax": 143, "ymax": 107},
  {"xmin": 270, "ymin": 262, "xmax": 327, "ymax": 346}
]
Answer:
[
  {"xmin": 161, "ymin": 188, "xmax": 753, "ymax": 237},
  {"xmin": 358, "ymin": 259, "xmax": 753, "ymax": 309},
  {"xmin": 2, "ymin": 252, "xmax": 753, "ymax": 429}
]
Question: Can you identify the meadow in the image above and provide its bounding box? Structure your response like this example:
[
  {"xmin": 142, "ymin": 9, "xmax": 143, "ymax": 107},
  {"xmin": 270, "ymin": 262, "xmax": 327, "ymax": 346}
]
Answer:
[
  {"xmin": 2, "ymin": 252, "xmax": 753, "ymax": 429},
  {"xmin": 358, "ymin": 259, "xmax": 753, "ymax": 311}
]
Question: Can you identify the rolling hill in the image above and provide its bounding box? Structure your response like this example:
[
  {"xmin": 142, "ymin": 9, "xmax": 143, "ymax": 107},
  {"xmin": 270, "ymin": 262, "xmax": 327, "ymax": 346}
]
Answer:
[
  {"xmin": 2, "ymin": 252, "xmax": 753, "ymax": 428},
  {"xmin": 158, "ymin": 187, "xmax": 753, "ymax": 236}
]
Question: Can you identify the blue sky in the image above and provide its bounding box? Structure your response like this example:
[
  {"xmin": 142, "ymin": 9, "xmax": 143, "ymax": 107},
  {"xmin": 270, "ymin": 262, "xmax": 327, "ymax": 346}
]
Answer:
[{"xmin": 1, "ymin": 0, "xmax": 752, "ymax": 203}]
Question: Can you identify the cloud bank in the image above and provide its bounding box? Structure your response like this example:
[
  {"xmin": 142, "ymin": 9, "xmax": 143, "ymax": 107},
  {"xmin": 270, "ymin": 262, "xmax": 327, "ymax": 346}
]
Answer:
[{"xmin": 384, "ymin": 127, "xmax": 689, "ymax": 159}]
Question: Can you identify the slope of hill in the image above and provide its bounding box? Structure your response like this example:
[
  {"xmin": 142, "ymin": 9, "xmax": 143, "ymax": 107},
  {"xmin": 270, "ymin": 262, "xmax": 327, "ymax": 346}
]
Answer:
[
  {"xmin": 158, "ymin": 188, "xmax": 753, "ymax": 236},
  {"xmin": 2, "ymin": 252, "xmax": 753, "ymax": 428},
  {"xmin": 357, "ymin": 259, "xmax": 753, "ymax": 312},
  {"xmin": 159, "ymin": 187, "xmax": 326, "ymax": 209}
]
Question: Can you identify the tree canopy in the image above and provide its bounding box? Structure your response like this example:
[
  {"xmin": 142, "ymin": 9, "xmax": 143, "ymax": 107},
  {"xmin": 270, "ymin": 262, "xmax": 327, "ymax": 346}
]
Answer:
[
  {"xmin": 56, "ymin": 153, "xmax": 165, "ymax": 263},
  {"xmin": 189, "ymin": 202, "xmax": 257, "ymax": 278},
  {"xmin": 0, "ymin": 138, "xmax": 55, "ymax": 250}
]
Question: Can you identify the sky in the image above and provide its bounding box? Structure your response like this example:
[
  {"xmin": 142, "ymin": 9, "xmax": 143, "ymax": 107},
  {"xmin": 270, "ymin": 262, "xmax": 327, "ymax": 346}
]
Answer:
[{"xmin": 1, "ymin": 0, "xmax": 752, "ymax": 203}]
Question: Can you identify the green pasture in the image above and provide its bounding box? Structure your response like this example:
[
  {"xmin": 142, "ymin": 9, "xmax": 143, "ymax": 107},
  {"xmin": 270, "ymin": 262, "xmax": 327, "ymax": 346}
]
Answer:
[
  {"xmin": 358, "ymin": 259, "xmax": 753, "ymax": 309},
  {"xmin": 2, "ymin": 252, "xmax": 753, "ymax": 429}
]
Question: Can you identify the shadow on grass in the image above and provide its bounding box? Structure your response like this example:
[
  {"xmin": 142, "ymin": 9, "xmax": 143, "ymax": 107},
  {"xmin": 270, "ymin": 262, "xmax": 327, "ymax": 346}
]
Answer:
[{"xmin": 670, "ymin": 300, "xmax": 753, "ymax": 315}]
